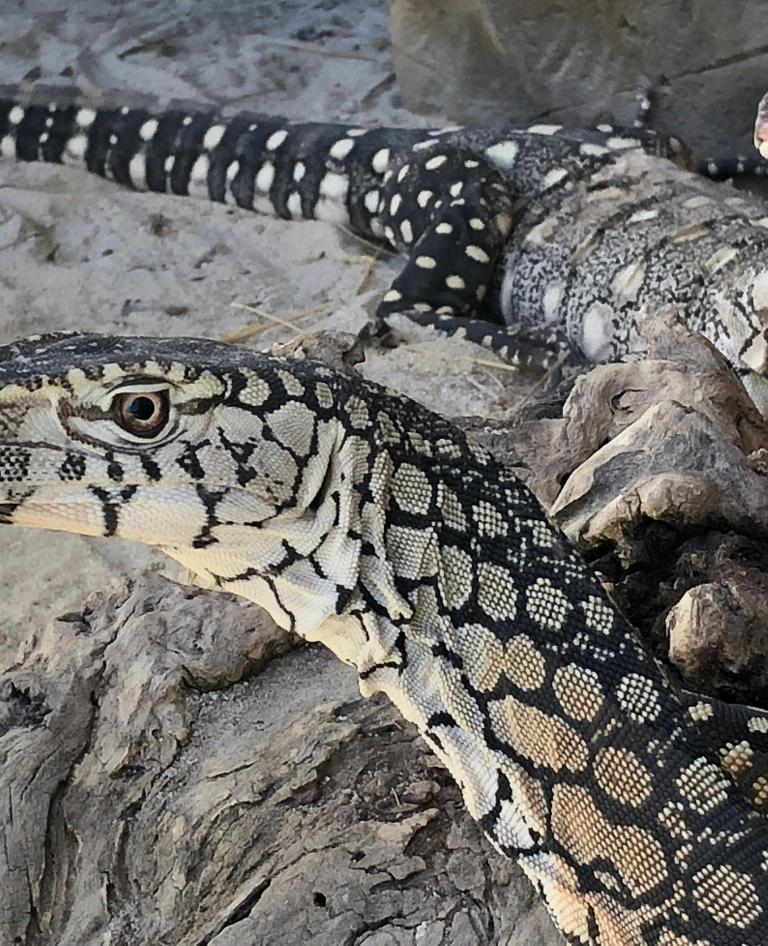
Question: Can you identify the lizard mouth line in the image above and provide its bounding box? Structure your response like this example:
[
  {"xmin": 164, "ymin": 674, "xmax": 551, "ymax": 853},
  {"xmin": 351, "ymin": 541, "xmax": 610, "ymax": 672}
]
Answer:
[
  {"xmin": 0, "ymin": 438, "xmax": 107, "ymax": 458},
  {"xmin": 0, "ymin": 501, "xmax": 20, "ymax": 523},
  {"xmin": 0, "ymin": 438, "xmax": 172, "ymax": 466}
]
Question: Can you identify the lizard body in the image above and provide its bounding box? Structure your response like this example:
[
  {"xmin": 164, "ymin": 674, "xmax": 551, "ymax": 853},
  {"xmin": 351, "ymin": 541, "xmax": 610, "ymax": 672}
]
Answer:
[
  {"xmin": 3, "ymin": 90, "xmax": 768, "ymax": 412},
  {"xmin": 1, "ymin": 331, "xmax": 768, "ymax": 945}
]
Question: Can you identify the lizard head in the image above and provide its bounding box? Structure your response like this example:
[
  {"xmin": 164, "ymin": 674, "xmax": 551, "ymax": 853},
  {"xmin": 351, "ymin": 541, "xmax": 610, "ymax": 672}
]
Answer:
[{"xmin": 0, "ymin": 331, "xmax": 358, "ymax": 625}]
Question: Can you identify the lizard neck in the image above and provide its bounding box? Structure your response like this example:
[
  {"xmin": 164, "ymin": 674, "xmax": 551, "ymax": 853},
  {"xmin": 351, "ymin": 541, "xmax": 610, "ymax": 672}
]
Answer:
[
  {"xmin": 166, "ymin": 388, "xmax": 768, "ymax": 944},
  {"xmin": 278, "ymin": 423, "xmax": 768, "ymax": 945}
]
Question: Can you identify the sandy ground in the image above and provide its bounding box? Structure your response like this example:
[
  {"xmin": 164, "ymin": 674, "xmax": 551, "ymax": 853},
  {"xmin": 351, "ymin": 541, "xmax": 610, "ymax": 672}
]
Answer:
[{"xmin": 0, "ymin": 2, "xmax": 530, "ymax": 666}]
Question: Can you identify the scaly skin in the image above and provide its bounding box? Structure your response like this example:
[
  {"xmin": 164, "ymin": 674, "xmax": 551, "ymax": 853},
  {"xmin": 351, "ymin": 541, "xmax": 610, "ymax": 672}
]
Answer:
[
  {"xmin": 4, "ymin": 89, "xmax": 768, "ymax": 413},
  {"xmin": 1, "ymin": 331, "xmax": 768, "ymax": 945}
]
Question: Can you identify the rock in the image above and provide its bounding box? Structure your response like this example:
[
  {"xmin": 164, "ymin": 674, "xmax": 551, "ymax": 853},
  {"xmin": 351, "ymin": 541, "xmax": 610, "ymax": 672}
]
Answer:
[{"xmin": 389, "ymin": 0, "xmax": 768, "ymax": 155}]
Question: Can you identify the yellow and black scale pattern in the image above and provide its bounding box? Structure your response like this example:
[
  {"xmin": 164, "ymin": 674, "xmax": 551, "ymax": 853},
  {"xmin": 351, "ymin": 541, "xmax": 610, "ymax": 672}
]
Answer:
[
  {"xmin": 5, "ymin": 87, "xmax": 768, "ymax": 412},
  {"xmin": 1, "ymin": 331, "xmax": 768, "ymax": 945}
]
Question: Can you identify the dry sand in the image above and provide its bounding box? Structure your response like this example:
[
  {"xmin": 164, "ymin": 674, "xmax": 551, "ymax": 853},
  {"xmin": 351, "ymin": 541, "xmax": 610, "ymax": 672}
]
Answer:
[{"xmin": 0, "ymin": 1, "xmax": 529, "ymax": 665}]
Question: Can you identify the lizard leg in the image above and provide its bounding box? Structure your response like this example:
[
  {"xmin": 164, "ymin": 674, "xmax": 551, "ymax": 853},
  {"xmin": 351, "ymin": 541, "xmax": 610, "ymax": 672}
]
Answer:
[
  {"xmin": 363, "ymin": 148, "xmax": 580, "ymax": 369},
  {"xmin": 382, "ymin": 312, "xmax": 583, "ymax": 373},
  {"xmin": 372, "ymin": 146, "xmax": 515, "ymax": 328}
]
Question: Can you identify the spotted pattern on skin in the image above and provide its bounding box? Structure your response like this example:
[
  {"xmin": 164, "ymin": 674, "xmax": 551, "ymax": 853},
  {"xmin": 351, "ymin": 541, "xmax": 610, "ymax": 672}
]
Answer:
[
  {"xmin": 2, "ymin": 331, "xmax": 768, "ymax": 944},
  {"xmin": 23, "ymin": 90, "xmax": 768, "ymax": 408},
  {"xmin": 0, "ymin": 89, "xmax": 723, "ymax": 384}
]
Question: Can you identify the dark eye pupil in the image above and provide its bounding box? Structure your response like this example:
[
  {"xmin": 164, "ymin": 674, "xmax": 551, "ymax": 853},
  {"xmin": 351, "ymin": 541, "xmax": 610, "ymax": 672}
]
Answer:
[
  {"xmin": 114, "ymin": 390, "xmax": 170, "ymax": 438},
  {"xmin": 128, "ymin": 396, "xmax": 157, "ymax": 421}
]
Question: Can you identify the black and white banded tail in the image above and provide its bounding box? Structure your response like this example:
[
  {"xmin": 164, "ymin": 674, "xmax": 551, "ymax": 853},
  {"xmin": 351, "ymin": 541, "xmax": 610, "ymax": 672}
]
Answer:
[{"xmin": 0, "ymin": 89, "xmax": 435, "ymax": 241}]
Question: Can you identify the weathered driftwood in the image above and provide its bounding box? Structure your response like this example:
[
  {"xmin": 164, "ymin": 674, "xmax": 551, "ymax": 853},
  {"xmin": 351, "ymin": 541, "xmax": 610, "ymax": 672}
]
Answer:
[
  {"xmin": 667, "ymin": 565, "xmax": 768, "ymax": 700},
  {"xmin": 461, "ymin": 310, "xmax": 768, "ymax": 697},
  {"xmin": 0, "ymin": 576, "xmax": 556, "ymax": 946}
]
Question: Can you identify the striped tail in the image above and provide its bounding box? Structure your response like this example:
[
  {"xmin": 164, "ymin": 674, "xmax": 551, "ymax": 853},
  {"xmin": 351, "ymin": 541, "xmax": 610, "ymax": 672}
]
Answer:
[
  {"xmin": 698, "ymin": 153, "xmax": 768, "ymax": 180},
  {"xmin": 0, "ymin": 87, "xmax": 415, "ymax": 239}
]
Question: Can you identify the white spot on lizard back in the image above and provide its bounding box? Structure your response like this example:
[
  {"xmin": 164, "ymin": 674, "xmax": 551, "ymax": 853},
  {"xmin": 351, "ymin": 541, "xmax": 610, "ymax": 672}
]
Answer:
[
  {"xmin": 316, "ymin": 172, "xmax": 350, "ymax": 223},
  {"xmin": 188, "ymin": 154, "xmax": 210, "ymax": 194},
  {"xmin": 611, "ymin": 261, "xmax": 646, "ymax": 301},
  {"xmin": 286, "ymin": 192, "xmax": 303, "ymax": 218},
  {"xmin": 76, "ymin": 108, "xmax": 96, "ymax": 126},
  {"xmin": 581, "ymin": 302, "xmax": 616, "ymax": 360},
  {"xmin": 319, "ymin": 171, "xmax": 348, "ymax": 200},
  {"xmin": 628, "ymin": 209, "xmax": 660, "ymax": 224},
  {"xmin": 64, "ymin": 134, "xmax": 88, "ymax": 160},
  {"xmin": 139, "ymin": 119, "xmax": 158, "ymax": 140},
  {"xmin": 542, "ymin": 167, "xmax": 569, "ymax": 188},
  {"xmin": 543, "ymin": 281, "xmax": 565, "ymax": 323},
  {"xmin": 607, "ymin": 136, "xmax": 642, "ymax": 150},
  {"xmin": 484, "ymin": 140, "xmax": 519, "ymax": 168},
  {"xmin": 466, "ymin": 245, "xmax": 490, "ymax": 263},
  {"xmin": 364, "ymin": 189, "xmax": 380, "ymax": 214},
  {"xmin": 371, "ymin": 148, "xmax": 390, "ymax": 174},
  {"xmin": 329, "ymin": 137, "xmax": 355, "ymax": 160},
  {"xmin": 128, "ymin": 153, "xmax": 147, "ymax": 188},
  {"xmin": 527, "ymin": 124, "xmax": 562, "ymax": 135},
  {"xmin": 266, "ymin": 129, "xmax": 288, "ymax": 151},
  {"xmin": 580, "ymin": 142, "xmax": 609, "ymax": 156},
  {"xmin": 704, "ymin": 246, "xmax": 739, "ymax": 275}
]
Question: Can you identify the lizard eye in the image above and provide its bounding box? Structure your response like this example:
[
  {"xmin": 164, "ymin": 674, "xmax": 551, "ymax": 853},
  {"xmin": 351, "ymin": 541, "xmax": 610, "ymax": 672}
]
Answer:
[{"xmin": 113, "ymin": 390, "xmax": 170, "ymax": 438}]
